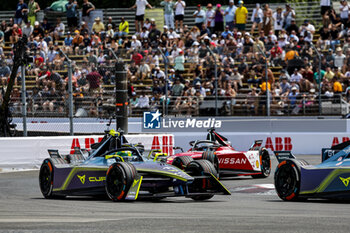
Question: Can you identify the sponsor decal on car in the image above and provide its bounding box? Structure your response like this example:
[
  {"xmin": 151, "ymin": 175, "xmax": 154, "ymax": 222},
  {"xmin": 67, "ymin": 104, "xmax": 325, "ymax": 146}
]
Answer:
[
  {"xmin": 77, "ymin": 175, "xmax": 85, "ymax": 184},
  {"xmin": 339, "ymin": 176, "xmax": 350, "ymax": 187},
  {"xmin": 219, "ymin": 158, "xmax": 247, "ymax": 165}
]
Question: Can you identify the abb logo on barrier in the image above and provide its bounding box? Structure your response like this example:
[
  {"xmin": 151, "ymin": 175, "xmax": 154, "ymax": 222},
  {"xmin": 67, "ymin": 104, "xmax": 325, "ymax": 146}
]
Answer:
[
  {"xmin": 70, "ymin": 136, "xmax": 173, "ymax": 155},
  {"xmin": 332, "ymin": 137, "xmax": 350, "ymax": 147},
  {"xmin": 264, "ymin": 137, "xmax": 293, "ymax": 151}
]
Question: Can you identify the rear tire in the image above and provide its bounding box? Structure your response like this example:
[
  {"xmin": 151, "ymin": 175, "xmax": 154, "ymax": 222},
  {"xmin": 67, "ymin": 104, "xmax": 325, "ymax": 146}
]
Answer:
[
  {"xmin": 105, "ymin": 162, "xmax": 136, "ymax": 201},
  {"xmin": 252, "ymin": 149, "xmax": 271, "ymax": 178},
  {"xmin": 274, "ymin": 159, "xmax": 302, "ymax": 201},
  {"xmin": 172, "ymin": 156, "xmax": 194, "ymax": 170},
  {"xmin": 39, "ymin": 159, "xmax": 65, "ymax": 199},
  {"xmin": 202, "ymin": 151, "xmax": 220, "ymax": 173},
  {"xmin": 185, "ymin": 160, "xmax": 218, "ymax": 201}
]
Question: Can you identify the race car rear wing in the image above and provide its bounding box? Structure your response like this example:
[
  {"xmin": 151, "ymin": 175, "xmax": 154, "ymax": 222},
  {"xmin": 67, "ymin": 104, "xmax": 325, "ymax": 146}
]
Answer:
[{"xmin": 273, "ymin": 151, "xmax": 296, "ymax": 163}]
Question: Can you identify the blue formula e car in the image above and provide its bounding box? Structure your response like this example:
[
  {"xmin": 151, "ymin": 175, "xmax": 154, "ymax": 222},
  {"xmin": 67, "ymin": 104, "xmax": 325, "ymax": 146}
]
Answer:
[
  {"xmin": 274, "ymin": 141, "xmax": 350, "ymax": 201},
  {"xmin": 39, "ymin": 130, "xmax": 230, "ymax": 201}
]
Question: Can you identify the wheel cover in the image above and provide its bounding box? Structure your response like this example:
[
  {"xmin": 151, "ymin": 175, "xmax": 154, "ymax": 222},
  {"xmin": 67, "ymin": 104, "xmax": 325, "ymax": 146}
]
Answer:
[
  {"xmin": 276, "ymin": 164, "xmax": 297, "ymax": 197},
  {"xmin": 106, "ymin": 166, "xmax": 126, "ymax": 199},
  {"xmin": 39, "ymin": 164, "xmax": 52, "ymax": 195}
]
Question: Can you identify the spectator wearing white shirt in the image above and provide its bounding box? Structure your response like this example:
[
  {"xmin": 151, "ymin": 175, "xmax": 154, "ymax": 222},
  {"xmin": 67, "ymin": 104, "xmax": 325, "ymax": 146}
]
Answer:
[
  {"xmin": 224, "ymin": 0, "xmax": 236, "ymax": 30},
  {"xmin": 22, "ymin": 21, "xmax": 33, "ymax": 38},
  {"xmin": 273, "ymin": 7, "xmax": 284, "ymax": 36},
  {"xmin": 299, "ymin": 20, "xmax": 315, "ymax": 42},
  {"xmin": 340, "ymin": 0, "xmax": 350, "ymax": 25},
  {"xmin": 193, "ymin": 4, "xmax": 206, "ymax": 29},
  {"xmin": 174, "ymin": 0, "xmax": 186, "ymax": 32},
  {"xmin": 334, "ymin": 47, "xmax": 346, "ymax": 68},
  {"xmin": 135, "ymin": 92, "xmax": 150, "ymax": 108},
  {"xmin": 131, "ymin": 0, "xmax": 153, "ymax": 33},
  {"xmin": 206, "ymin": 3, "xmax": 215, "ymax": 33},
  {"xmin": 290, "ymin": 68, "xmax": 303, "ymax": 83},
  {"xmin": 283, "ymin": 4, "xmax": 295, "ymax": 29},
  {"xmin": 250, "ymin": 3, "xmax": 263, "ymax": 35},
  {"xmin": 131, "ymin": 35, "xmax": 142, "ymax": 49},
  {"xmin": 140, "ymin": 27, "xmax": 149, "ymax": 39}
]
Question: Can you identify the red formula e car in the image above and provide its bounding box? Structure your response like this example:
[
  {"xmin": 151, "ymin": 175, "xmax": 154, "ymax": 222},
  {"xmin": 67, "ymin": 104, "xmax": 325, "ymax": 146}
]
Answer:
[{"xmin": 167, "ymin": 128, "xmax": 271, "ymax": 178}]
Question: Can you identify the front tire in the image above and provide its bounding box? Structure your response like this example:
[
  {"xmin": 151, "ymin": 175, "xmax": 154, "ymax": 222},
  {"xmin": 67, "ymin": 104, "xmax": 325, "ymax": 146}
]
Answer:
[
  {"xmin": 185, "ymin": 160, "xmax": 218, "ymax": 201},
  {"xmin": 274, "ymin": 159, "xmax": 302, "ymax": 201},
  {"xmin": 252, "ymin": 149, "xmax": 271, "ymax": 178},
  {"xmin": 172, "ymin": 156, "xmax": 194, "ymax": 170},
  {"xmin": 105, "ymin": 162, "xmax": 136, "ymax": 201},
  {"xmin": 202, "ymin": 151, "xmax": 220, "ymax": 173}
]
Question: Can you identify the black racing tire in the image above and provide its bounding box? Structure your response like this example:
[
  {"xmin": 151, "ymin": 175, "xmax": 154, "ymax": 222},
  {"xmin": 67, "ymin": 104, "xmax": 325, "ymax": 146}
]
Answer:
[
  {"xmin": 172, "ymin": 156, "xmax": 194, "ymax": 170},
  {"xmin": 274, "ymin": 159, "xmax": 303, "ymax": 201},
  {"xmin": 202, "ymin": 151, "xmax": 220, "ymax": 174},
  {"xmin": 185, "ymin": 160, "xmax": 218, "ymax": 201},
  {"xmin": 39, "ymin": 159, "xmax": 54, "ymax": 199},
  {"xmin": 39, "ymin": 159, "xmax": 66, "ymax": 199},
  {"xmin": 105, "ymin": 162, "xmax": 136, "ymax": 201},
  {"xmin": 252, "ymin": 149, "xmax": 271, "ymax": 179}
]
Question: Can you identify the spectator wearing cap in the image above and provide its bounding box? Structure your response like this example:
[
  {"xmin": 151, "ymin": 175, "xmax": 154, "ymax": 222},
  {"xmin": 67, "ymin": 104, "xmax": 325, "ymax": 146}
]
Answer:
[
  {"xmin": 283, "ymin": 4, "xmax": 295, "ymax": 29},
  {"xmin": 82, "ymin": 0, "xmax": 95, "ymax": 31},
  {"xmin": 214, "ymin": 4, "xmax": 224, "ymax": 34},
  {"xmin": 235, "ymin": 0, "xmax": 248, "ymax": 31},
  {"xmin": 65, "ymin": 0, "xmax": 79, "ymax": 32},
  {"xmin": 286, "ymin": 19, "xmax": 298, "ymax": 35},
  {"xmin": 28, "ymin": 0, "xmax": 40, "ymax": 26},
  {"xmin": 206, "ymin": 3, "xmax": 215, "ymax": 33},
  {"xmin": 32, "ymin": 21, "xmax": 44, "ymax": 38},
  {"xmin": 224, "ymin": 0, "xmax": 237, "ymax": 30},
  {"xmin": 279, "ymin": 75, "xmax": 291, "ymax": 97},
  {"xmin": 92, "ymin": 17, "xmax": 105, "ymax": 34},
  {"xmin": 131, "ymin": 0, "xmax": 153, "ymax": 33},
  {"xmin": 160, "ymin": 0, "xmax": 175, "ymax": 30},
  {"xmin": 250, "ymin": 3, "xmax": 263, "ymax": 35},
  {"xmin": 299, "ymin": 20, "xmax": 315, "ymax": 42},
  {"xmin": 193, "ymin": 4, "xmax": 206, "ymax": 30},
  {"xmin": 288, "ymin": 86, "xmax": 299, "ymax": 111},
  {"xmin": 174, "ymin": 50, "xmax": 185, "ymax": 73},
  {"xmin": 273, "ymin": 7, "xmax": 284, "ymax": 37},
  {"xmin": 22, "ymin": 20, "xmax": 33, "ymax": 38},
  {"xmin": 148, "ymin": 23, "xmax": 161, "ymax": 42},
  {"xmin": 221, "ymin": 25, "xmax": 233, "ymax": 39},
  {"xmin": 290, "ymin": 68, "xmax": 303, "ymax": 83},
  {"xmin": 118, "ymin": 17, "xmax": 129, "ymax": 37},
  {"xmin": 36, "ymin": 65, "xmax": 51, "ymax": 88},
  {"xmin": 153, "ymin": 66, "xmax": 165, "ymax": 80},
  {"xmin": 270, "ymin": 41, "xmax": 283, "ymax": 66}
]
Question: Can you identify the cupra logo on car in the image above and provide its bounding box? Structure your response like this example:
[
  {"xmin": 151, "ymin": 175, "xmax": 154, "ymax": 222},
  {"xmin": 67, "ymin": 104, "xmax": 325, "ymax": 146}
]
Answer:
[{"xmin": 339, "ymin": 176, "xmax": 350, "ymax": 187}]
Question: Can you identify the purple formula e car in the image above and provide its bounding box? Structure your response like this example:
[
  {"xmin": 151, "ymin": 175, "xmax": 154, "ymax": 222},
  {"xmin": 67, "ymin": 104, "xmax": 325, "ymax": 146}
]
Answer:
[
  {"xmin": 274, "ymin": 140, "xmax": 350, "ymax": 201},
  {"xmin": 39, "ymin": 130, "xmax": 230, "ymax": 201}
]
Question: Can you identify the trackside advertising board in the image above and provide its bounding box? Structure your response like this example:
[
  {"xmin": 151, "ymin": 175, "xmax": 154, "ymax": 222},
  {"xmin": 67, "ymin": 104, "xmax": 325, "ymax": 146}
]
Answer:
[{"xmin": 0, "ymin": 134, "xmax": 174, "ymax": 169}]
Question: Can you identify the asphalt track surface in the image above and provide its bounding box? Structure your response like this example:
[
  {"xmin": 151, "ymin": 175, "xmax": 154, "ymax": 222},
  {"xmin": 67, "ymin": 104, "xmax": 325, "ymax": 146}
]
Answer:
[{"xmin": 1, "ymin": 155, "xmax": 350, "ymax": 233}]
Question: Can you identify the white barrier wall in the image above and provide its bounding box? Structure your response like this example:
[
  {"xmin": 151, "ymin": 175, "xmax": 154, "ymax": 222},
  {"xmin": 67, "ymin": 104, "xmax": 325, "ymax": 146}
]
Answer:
[
  {"xmin": 0, "ymin": 134, "xmax": 174, "ymax": 169},
  {"xmin": 173, "ymin": 132, "xmax": 350, "ymax": 155}
]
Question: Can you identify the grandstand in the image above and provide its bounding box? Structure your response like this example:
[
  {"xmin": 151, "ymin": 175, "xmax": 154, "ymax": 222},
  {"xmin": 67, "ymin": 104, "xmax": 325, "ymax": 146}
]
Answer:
[{"xmin": 0, "ymin": 1, "xmax": 349, "ymax": 120}]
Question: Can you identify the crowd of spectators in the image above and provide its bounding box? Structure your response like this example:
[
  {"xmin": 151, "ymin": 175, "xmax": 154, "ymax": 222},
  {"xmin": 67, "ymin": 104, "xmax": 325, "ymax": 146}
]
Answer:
[{"xmin": 0, "ymin": 0, "xmax": 350, "ymax": 117}]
